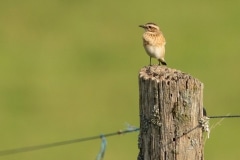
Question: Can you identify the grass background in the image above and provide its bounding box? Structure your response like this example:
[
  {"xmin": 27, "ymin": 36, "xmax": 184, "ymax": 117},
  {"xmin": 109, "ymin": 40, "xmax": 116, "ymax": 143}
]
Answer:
[{"xmin": 0, "ymin": 0, "xmax": 240, "ymax": 159}]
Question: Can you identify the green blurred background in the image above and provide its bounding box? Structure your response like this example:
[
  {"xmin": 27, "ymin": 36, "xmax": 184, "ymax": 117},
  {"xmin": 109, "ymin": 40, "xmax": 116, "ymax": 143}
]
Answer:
[{"xmin": 1, "ymin": 0, "xmax": 240, "ymax": 159}]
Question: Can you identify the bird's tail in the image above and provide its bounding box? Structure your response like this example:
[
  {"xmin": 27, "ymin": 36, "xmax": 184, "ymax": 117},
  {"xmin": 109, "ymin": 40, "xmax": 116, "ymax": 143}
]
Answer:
[{"xmin": 158, "ymin": 59, "xmax": 167, "ymax": 66}]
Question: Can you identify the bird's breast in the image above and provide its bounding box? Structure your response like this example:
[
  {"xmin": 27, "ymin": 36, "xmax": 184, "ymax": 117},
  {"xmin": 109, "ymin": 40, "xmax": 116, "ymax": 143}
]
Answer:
[{"xmin": 144, "ymin": 45, "xmax": 165, "ymax": 59}]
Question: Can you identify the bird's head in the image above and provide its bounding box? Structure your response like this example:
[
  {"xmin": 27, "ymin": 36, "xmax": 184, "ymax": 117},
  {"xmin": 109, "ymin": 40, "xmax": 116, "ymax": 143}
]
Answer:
[{"xmin": 139, "ymin": 22, "xmax": 160, "ymax": 32}]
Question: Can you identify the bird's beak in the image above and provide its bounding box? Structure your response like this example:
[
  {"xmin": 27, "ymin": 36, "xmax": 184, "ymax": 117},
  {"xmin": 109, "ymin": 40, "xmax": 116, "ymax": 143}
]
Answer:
[{"xmin": 139, "ymin": 25, "xmax": 146, "ymax": 28}]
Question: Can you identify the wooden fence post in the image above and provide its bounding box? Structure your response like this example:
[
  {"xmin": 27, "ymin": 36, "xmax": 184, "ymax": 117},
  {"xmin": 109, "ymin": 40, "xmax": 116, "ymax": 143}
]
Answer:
[{"xmin": 138, "ymin": 65, "xmax": 204, "ymax": 160}]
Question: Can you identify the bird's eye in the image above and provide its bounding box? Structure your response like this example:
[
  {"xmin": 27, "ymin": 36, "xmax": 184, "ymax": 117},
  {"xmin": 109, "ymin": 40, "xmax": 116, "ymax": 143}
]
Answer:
[{"xmin": 148, "ymin": 26, "xmax": 152, "ymax": 29}]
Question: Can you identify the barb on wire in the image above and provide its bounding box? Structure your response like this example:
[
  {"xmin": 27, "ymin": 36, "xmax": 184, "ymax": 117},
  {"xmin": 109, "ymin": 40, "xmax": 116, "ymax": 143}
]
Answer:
[
  {"xmin": 199, "ymin": 116, "xmax": 210, "ymax": 138},
  {"xmin": 125, "ymin": 123, "xmax": 139, "ymax": 131}
]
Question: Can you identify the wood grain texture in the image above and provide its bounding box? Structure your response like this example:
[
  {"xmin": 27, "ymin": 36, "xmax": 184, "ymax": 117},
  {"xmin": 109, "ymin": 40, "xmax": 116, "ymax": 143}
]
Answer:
[{"xmin": 138, "ymin": 65, "xmax": 204, "ymax": 160}]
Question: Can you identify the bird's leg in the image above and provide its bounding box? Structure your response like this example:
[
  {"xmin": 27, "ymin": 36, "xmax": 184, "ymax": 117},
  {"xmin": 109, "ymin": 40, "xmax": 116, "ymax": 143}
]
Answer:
[
  {"xmin": 158, "ymin": 60, "xmax": 161, "ymax": 66},
  {"xmin": 149, "ymin": 57, "xmax": 152, "ymax": 66},
  {"xmin": 147, "ymin": 57, "xmax": 152, "ymax": 72}
]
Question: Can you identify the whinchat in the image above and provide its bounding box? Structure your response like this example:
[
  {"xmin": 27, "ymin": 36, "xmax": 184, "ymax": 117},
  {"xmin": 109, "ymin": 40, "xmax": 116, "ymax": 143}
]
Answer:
[{"xmin": 139, "ymin": 22, "xmax": 167, "ymax": 66}]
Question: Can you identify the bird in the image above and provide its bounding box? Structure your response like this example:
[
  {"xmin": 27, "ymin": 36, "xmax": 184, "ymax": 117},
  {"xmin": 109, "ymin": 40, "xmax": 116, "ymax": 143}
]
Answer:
[{"xmin": 139, "ymin": 22, "xmax": 167, "ymax": 66}]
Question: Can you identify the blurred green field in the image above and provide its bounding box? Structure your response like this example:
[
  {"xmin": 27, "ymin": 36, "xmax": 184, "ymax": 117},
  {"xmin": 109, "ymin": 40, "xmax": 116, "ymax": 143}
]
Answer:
[{"xmin": 0, "ymin": 0, "xmax": 240, "ymax": 159}]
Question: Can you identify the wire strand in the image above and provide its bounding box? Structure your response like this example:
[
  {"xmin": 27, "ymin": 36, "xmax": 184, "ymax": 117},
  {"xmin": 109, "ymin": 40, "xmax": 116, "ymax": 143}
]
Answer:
[
  {"xmin": 0, "ymin": 114, "xmax": 239, "ymax": 157},
  {"xmin": 209, "ymin": 115, "xmax": 240, "ymax": 119},
  {"xmin": 0, "ymin": 128, "xmax": 139, "ymax": 156}
]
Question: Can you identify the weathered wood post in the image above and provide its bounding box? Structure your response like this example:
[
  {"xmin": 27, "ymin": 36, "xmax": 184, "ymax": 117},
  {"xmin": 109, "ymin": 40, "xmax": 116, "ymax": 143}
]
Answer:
[{"xmin": 138, "ymin": 65, "xmax": 204, "ymax": 160}]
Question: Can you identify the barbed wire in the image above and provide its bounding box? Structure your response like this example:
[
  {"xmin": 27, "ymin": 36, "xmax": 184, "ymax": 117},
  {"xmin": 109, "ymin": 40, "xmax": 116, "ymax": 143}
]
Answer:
[
  {"xmin": 0, "ymin": 127, "xmax": 139, "ymax": 157},
  {"xmin": 0, "ymin": 115, "xmax": 239, "ymax": 157},
  {"xmin": 208, "ymin": 115, "xmax": 240, "ymax": 119}
]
